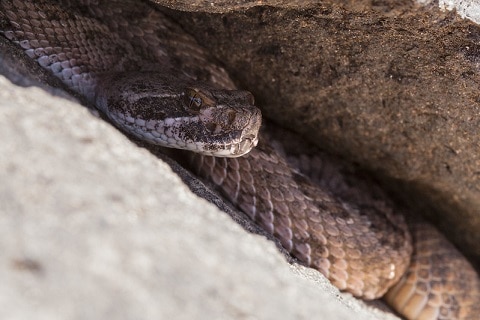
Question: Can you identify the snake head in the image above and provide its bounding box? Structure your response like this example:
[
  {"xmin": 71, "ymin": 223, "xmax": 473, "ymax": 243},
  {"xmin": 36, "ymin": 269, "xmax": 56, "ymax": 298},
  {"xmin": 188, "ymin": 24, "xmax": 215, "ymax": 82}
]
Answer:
[
  {"xmin": 95, "ymin": 71, "xmax": 262, "ymax": 157},
  {"xmin": 181, "ymin": 87, "xmax": 261, "ymax": 157}
]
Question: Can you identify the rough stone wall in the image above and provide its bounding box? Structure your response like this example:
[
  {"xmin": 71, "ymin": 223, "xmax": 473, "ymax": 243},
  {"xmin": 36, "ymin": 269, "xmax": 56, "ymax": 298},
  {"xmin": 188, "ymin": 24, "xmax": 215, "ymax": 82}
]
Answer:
[{"xmin": 162, "ymin": 1, "xmax": 480, "ymax": 266}]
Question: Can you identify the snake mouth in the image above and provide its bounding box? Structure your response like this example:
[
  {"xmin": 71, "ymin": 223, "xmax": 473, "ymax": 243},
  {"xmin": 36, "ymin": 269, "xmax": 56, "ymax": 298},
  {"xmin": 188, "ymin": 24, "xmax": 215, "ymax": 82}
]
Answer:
[
  {"xmin": 232, "ymin": 134, "xmax": 258, "ymax": 157},
  {"xmin": 210, "ymin": 134, "xmax": 258, "ymax": 158}
]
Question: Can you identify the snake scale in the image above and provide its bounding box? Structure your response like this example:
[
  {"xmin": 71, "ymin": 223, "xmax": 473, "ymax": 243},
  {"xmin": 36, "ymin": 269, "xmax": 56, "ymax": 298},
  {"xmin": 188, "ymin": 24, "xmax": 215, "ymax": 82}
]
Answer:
[{"xmin": 1, "ymin": 0, "xmax": 479, "ymax": 319}]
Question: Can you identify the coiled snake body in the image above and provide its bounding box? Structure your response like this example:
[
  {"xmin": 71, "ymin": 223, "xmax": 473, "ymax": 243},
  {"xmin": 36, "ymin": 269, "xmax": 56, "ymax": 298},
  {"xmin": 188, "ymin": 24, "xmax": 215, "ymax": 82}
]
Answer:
[{"xmin": 1, "ymin": 1, "xmax": 479, "ymax": 319}]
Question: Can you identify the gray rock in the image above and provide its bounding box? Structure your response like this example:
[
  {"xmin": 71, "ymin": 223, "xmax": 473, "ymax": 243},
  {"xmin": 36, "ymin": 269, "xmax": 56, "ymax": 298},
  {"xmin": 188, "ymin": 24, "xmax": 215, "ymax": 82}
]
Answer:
[
  {"xmin": 436, "ymin": 0, "xmax": 480, "ymax": 24},
  {"xmin": 0, "ymin": 66, "xmax": 397, "ymax": 319}
]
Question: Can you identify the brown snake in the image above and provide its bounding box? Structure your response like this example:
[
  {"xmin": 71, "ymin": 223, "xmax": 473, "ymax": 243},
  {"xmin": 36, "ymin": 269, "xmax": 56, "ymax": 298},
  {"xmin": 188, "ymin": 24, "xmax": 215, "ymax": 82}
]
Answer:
[{"xmin": 1, "ymin": 0, "xmax": 479, "ymax": 318}]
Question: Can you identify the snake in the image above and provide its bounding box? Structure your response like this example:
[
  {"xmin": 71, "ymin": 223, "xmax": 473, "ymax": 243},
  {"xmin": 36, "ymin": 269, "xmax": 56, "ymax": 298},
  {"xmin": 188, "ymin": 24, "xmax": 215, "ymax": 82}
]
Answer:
[{"xmin": 1, "ymin": 1, "xmax": 479, "ymax": 319}]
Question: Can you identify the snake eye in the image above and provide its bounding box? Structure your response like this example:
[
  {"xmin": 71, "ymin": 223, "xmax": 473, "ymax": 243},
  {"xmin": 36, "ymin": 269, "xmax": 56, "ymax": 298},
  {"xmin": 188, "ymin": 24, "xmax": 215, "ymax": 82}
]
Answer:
[
  {"xmin": 185, "ymin": 88, "xmax": 203, "ymax": 112},
  {"xmin": 184, "ymin": 87, "xmax": 215, "ymax": 112}
]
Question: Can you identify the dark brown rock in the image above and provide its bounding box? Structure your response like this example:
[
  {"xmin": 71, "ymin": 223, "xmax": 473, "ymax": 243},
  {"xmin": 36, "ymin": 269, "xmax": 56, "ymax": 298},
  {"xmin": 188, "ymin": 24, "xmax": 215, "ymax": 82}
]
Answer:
[
  {"xmin": 165, "ymin": 2, "xmax": 480, "ymax": 265},
  {"xmin": 152, "ymin": 0, "xmax": 310, "ymax": 13}
]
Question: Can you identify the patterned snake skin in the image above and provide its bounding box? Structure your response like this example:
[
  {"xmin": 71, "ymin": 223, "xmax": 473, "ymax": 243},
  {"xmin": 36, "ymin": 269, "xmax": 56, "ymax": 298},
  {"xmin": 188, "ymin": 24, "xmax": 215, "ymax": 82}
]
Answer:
[{"xmin": 1, "ymin": 0, "xmax": 479, "ymax": 319}]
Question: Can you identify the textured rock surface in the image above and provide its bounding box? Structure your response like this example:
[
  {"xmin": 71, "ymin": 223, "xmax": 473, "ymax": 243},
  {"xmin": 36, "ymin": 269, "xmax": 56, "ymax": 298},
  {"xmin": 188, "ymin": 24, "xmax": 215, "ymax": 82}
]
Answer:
[
  {"xmin": 166, "ymin": 1, "xmax": 480, "ymax": 266},
  {"xmin": 0, "ymin": 48, "xmax": 397, "ymax": 319},
  {"xmin": 154, "ymin": 0, "xmax": 417, "ymax": 13},
  {"xmin": 152, "ymin": 0, "xmax": 308, "ymax": 13}
]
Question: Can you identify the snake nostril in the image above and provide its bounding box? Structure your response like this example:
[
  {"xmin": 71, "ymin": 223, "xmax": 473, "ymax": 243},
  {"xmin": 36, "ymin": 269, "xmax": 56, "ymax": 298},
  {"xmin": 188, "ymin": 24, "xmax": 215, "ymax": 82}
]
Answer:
[
  {"xmin": 227, "ymin": 110, "xmax": 236, "ymax": 126},
  {"xmin": 205, "ymin": 122, "xmax": 217, "ymax": 133}
]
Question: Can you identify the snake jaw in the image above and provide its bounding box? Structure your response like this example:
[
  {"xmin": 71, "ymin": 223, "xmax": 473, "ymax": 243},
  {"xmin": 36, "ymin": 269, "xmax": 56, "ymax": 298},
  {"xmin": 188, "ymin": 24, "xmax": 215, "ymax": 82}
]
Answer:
[{"xmin": 235, "ymin": 133, "xmax": 259, "ymax": 156}]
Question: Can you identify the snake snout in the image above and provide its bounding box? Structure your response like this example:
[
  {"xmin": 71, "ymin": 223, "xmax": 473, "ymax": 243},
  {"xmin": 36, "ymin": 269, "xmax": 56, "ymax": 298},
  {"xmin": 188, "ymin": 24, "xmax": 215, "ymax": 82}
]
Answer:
[
  {"xmin": 233, "ymin": 134, "xmax": 258, "ymax": 157},
  {"xmin": 233, "ymin": 107, "xmax": 262, "ymax": 156}
]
